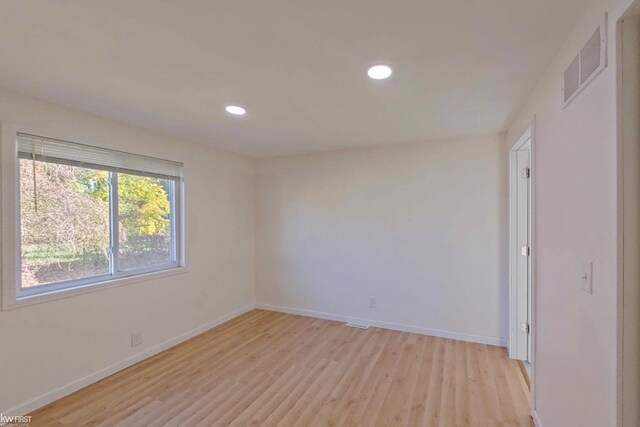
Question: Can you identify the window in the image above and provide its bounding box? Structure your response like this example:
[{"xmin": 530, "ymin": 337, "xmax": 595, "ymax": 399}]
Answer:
[{"xmin": 14, "ymin": 133, "xmax": 183, "ymax": 300}]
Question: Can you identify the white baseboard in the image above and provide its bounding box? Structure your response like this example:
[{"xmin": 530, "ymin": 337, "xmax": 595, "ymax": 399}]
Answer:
[
  {"xmin": 3, "ymin": 302, "xmax": 256, "ymax": 417},
  {"xmin": 6, "ymin": 301, "xmax": 506, "ymax": 418},
  {"xmin": 256, "ymin": 303, "xmax": 507, "ymax": 347},
  {"xmin": 532, "ymin": 409, "xmax": 543, "ymax": 427}
]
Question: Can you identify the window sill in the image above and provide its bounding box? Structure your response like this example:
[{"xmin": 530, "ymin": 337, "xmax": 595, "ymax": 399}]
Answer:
[{"xmin": 2, "ymin": 267, "xmax": 187, "ymax": 311}]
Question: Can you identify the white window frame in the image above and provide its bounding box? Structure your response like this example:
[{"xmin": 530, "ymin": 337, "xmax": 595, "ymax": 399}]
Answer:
[{"xmin": 1, "ymin": 122, "xmax": 186, "ymax": 310}]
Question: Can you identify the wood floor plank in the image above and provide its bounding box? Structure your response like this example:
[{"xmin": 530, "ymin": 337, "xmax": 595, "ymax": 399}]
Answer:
[
  {"xmin": 375, "ymin": 333, "xmax": 425, "ymax": 426},
  {"xmin": 424, "ymin": 337, "xmax": 446, "ymax": 426},
  {"xmin": 406, "ymin": 335, "xmax": 436, "ymax": 427},
  {"xmin": 27, "ymin": 310, "xmax": 533, "ymax": 427},
  {"xmin": 454, "ymin": 339, "xmax": 470, "ymax": 426}
]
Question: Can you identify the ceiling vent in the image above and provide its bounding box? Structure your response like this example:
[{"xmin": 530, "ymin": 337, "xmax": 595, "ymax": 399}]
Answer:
[{"xmin": 563, "ymin": 14, "xmax": 607, "ymax": 107}]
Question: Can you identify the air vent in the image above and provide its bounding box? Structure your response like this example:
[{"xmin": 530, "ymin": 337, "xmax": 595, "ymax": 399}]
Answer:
[
  {"xmin": 345, "ymin": 322, "xmax": 369, "ymax": 329},
  {"xmin": 581, "ymin": 29, "xmax": 602, "ymax": 83},
  {"xmin": 564, "ymin": 55, "xmax": 580, "ymax": 101},
  {"xmin": 563, "ymin": 13, "xmax": 607, "ymax": 107}
]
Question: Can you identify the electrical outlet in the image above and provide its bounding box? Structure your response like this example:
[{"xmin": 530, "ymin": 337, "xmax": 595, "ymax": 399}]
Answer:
[
  {"xmin": 131, "ymin": 332, "xmax": 143, "ymax": 347},
  {"xmin": 369, "ymin": 297, "xmax": 377, "ymax": 309}
]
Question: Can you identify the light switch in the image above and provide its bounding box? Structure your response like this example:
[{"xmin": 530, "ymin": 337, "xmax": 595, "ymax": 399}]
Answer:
[{"xmin": 581, "ymin": 262, "xmax": 593, "ymax": 294}]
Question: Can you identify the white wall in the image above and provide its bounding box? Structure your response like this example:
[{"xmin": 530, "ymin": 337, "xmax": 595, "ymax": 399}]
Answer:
[
  {"xmin": 0, "ymin": 90, "xmax": 256, "ymax": 414},
  {"xmin": 255, "ymin": 134, "xmax": 509, "ymax": 345},
  {"xmin": 2, "ymin": 1, "xmax": 635, "ymax": 422},
  {"xmin": 507, "ymin": 0, "xmax": 634, "ymax": 425}
]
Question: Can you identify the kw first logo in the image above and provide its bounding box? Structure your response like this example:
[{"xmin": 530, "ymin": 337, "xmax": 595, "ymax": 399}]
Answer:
[{"xmin": 0, "ymin": 413, "xmax": 32, "ymax": 426}]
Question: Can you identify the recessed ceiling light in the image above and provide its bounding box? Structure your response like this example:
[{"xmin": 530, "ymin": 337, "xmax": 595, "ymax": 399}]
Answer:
[
  {"xmin": 225, "ymin": 105, "xmax": 246, "ymax": 115},
  {"xmin": 367, "ymin": 65, "xmax": 392, "ymax": 80}
]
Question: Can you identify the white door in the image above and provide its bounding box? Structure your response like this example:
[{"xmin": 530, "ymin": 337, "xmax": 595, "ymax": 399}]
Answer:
[{"xmin": 510, "ymin": 132, "xmax": 531, "ymax": 361}]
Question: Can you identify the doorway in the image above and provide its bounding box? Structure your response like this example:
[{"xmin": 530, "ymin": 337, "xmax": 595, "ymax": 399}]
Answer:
[{"xmin": 509, "ymin": 129, "xmax": 532, "ymax": 364}]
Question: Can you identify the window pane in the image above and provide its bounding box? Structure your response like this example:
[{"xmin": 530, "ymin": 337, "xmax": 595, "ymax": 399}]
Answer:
[
  {"xmin": 19, "ymin": 160, "xmax": 110, "ymax": 287},
  {"xmin": 117, "ymin": 173, "xmax": 173, "ymax": 271}
]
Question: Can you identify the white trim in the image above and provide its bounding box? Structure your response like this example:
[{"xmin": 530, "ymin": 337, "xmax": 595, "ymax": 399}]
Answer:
[
  {"xmin": 509, "ymin": 121, "xmax": 538, "ymax": 417},
  {"xmin": 5, "ymin": 267, "xmax": 188, "ymax": 311},
  {"xmin": 532, "ymin": 409, "xmax": 544, "ymax": 427},
  {"xmin": 1, "ymin": 302, "xmax": 256, "ymax": 417},
  {"xmin": 1, "ymin": 122, "xmax": 20, "ymax": 312},
  {"xmin": 529, "ymin": 118, "xmax": 538, "ymax": 416},
  {"xmin": 616, "ymin": 13, "xmax": 625, "ymax": 427},
  {"xmin": 256, "ymin": 303, "xmax": 507, "ymax": 347},
  {"xmin": 509, "ymin": 127, "xmax": 532, "ymax": 360},
  {"xmin": 616, "ymin": 5, "xmax": 640, "ymax": 425},
  {"xmin": 2, "ymin": 301, "xmax": 508, "ymax": 417},
  {"xmin": 1, "ymin": 120, "xmax": 186, "ymax": 311}
]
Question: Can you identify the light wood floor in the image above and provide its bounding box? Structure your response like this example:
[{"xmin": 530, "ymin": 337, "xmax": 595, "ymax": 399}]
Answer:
[{"xmin": 29, "ymin": 310, "xmax": 532, "ymax": 426}]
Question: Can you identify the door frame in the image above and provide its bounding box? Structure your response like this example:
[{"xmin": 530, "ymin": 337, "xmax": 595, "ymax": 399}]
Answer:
[
  {"xmin": 616, "ymin": 4, "xmax": 640, "ymax": 425},
  {"xmin": 508, "ymin": 123, "xmax": 537, "ymax": 412}
]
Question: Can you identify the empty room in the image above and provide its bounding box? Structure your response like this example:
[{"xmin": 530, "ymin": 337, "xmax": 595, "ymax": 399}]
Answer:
[{"xmin": 0, "ymin": 1, "xmax": 638, "ymax": 426}]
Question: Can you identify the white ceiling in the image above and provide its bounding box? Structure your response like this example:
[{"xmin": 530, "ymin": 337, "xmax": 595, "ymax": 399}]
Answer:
[{"xmin": 0, "ymin": 1, "xmax": 589, "ymax": 157}]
